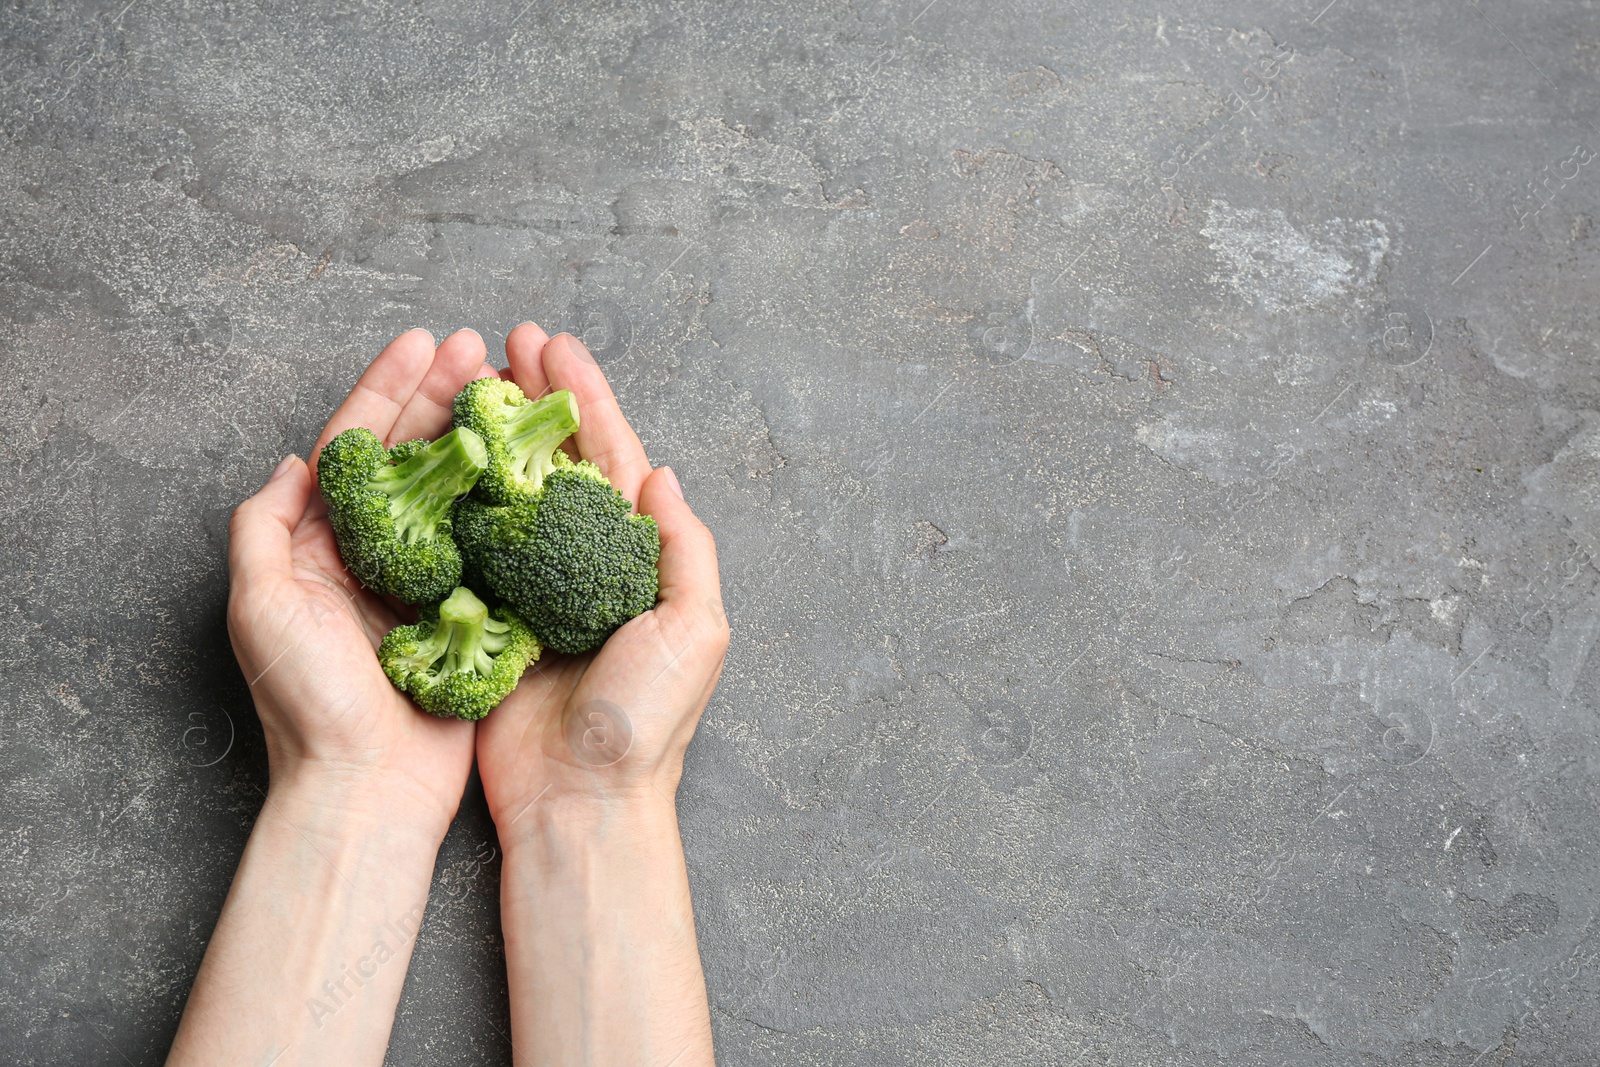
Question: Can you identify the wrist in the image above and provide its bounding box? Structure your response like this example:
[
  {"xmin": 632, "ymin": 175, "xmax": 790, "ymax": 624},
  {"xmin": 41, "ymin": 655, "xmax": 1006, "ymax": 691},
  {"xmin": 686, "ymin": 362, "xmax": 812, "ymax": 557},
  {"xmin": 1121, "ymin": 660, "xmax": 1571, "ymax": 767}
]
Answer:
[
  {"xmin": 266, "ymin": 760, "xmax": 458, "ymax": 846},
  {"xmin": 496, "ymin": 786, "xmax": 679, "ymax": 858}
]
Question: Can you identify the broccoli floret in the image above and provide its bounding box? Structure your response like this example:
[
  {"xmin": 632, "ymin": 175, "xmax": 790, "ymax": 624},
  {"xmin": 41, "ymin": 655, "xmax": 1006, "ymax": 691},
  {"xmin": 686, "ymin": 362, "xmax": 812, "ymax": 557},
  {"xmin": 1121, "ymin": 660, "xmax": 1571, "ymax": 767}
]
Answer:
[
  {"xmin": 317, "ymin": 426, "xmax": 487, "ymax": 604},
  {"xmin": 378, "ymin": 587, "xmax": 539, "ymax": 720},
  {"xmin": 454, "ymin": 454, "xmax": 660, "ymax": 654},
  {"xmin": 453, "ymin": 379, "xmax": 580, "ymax": 506}
]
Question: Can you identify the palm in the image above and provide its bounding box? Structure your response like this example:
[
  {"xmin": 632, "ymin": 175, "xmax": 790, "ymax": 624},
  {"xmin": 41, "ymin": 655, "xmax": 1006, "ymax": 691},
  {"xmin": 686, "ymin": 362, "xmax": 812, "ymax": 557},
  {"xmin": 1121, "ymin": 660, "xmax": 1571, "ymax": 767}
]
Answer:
[
  {"xmin": 285, "ymin": 517, "xmax": 474, "ymax": 796},
  {"xmin": 478, "ymin": 602, "xmax": 719, "ymax": 821},
  {"xmin": 475, "ymin": 649, "xmax": 588, "ymax": 812}
]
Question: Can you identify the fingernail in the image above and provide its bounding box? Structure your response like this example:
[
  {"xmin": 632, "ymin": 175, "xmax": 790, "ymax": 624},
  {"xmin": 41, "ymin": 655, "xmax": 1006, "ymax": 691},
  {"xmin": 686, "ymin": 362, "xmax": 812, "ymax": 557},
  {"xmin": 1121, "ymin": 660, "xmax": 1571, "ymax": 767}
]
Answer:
[
  {"xmin": 269, "ymin": 454, "xmax": 297, "ymax": 482},
  {"xmin": 662, "ymin": 466, "xmax": 684, "ymax": 500},
  {"xmin": 409, "ymin": 327, "xmax": 436, "ymax": 345},
  {"xmin": 565, "ymin": 334, "xmax": 596, "ymax": 365}
]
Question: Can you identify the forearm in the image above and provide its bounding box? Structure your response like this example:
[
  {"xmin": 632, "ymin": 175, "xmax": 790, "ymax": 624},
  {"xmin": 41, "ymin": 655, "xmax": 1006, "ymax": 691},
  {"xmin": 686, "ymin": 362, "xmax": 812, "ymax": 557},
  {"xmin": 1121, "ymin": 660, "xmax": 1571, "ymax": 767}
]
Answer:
[
  {"xmin": 500, "ymin": 794, "xmax": 714, "ymax": 1067},
  {"xmin": 167, "ymin": 769, "xmax": 449, "ymax": 1067}
]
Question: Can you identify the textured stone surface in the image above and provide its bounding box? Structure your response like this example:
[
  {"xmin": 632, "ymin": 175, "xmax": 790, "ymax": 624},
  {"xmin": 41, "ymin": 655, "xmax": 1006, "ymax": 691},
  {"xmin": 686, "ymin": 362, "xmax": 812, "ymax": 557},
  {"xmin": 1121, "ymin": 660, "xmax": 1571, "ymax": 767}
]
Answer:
[{"xmin": 3, "ymin": 0, "xmax": 1599, "ymax": 1063}]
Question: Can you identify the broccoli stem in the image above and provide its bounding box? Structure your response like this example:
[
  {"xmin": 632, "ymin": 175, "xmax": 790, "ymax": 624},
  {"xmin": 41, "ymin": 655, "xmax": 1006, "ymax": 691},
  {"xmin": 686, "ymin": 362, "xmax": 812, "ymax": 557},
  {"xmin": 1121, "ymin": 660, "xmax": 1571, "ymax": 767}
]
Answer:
[
  {"xmin": 399, "ymin": 587, "xmax": 512, "ymax": 680},
  {"xmin": 435, "ymin": 586, "xmax": 512, "ymax": 675},
  {"xmin": 500, "ymin": 391, "xmax": 579, "ymax": 487},
  {"xmin": 374, "ymin": 428, "xmax": 488, "ymax": 543}
]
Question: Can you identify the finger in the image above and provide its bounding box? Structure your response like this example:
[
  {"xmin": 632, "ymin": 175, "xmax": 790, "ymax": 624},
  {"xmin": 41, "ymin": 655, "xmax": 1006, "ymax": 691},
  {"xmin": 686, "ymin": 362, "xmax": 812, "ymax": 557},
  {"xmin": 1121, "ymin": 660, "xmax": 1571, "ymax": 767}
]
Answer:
[
  {"xmin": 301, "ymin": 496, "xmax": 328, "ymax": 525},
  {"xmin": 544, "ymin": 333, "xmax": 653, "ymax": 506},
  {"xmin": 311, "ymin": 329, "xmax": 436, "ymax": 474},
  {"xmin": 506, "ymin": 326, "xmax": 577, "ymax": 461},
  {"xmin": 637, "ymin": 466, "xmax": 727, "ymax": 643},
  {"xmin": 504, "ymin": 321, "xmax": 552, "ymax": 400},
  {"xmin": 228, "ymin": 455, "xmax": 315, "ymax": 592},
  {"xmin": 388, "ymin": 328, "xmax": 489, "ymax": 445}
]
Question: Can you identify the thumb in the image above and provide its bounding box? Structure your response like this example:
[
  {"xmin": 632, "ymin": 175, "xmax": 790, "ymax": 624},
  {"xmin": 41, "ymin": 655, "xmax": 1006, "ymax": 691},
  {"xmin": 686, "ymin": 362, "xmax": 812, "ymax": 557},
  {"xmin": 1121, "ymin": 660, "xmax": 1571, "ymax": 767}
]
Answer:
[
  {"xmin": 228, "ymin": 455, "xmax": 314, "ymax": 589},
  {"xmin": 637, "ymin": 466, "xmax": 727, "ymax": 636}
]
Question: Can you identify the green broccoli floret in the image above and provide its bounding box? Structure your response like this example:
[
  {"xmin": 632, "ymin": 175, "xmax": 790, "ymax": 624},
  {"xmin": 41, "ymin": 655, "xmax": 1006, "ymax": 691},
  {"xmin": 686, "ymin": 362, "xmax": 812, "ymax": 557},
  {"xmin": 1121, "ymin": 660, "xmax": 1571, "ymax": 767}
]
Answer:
[
  {"xmin": 378, "ymin": 587, "xmax": 539, "ymax": 720},
  {"xmin": 317, "ymin": 426, "xmax": 487, "ymax": 604},
  {"xmin": 454, "ymin": 454, "xmax": 660, "ymax": 654},
  {"xmin": 452, "ymin": 379, "xmax": 580, "ymax": 506}
]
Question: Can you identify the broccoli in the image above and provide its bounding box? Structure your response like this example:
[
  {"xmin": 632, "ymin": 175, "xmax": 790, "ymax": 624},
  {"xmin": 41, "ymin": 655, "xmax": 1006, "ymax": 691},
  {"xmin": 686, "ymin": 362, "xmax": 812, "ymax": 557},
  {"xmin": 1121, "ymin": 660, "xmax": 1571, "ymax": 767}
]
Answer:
[
  {"xmin": 378, "ymin": 587, "xmax": 539, "ymax": 720},
  {"xmin": 455, "ymin": 453, "xmax": 660, "ymax": 654},
  {"xmin": 317, "ymin": 426, "xmax": 487, "ymax": 604},
  {"xmin": 452, "ymin": 379, "xmax": 580, "ymax": 506}
]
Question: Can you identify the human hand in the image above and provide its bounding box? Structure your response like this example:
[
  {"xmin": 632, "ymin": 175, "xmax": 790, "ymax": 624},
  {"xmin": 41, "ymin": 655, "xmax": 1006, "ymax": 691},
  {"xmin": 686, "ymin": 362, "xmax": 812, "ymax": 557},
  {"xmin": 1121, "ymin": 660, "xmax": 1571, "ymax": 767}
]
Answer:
[
  {"xmin": 226, "ymin": 327, "xmax": 498, "ymax": 834},
  {"xmin": 476, "ymin": 325, "xmax": 731, "ymax": 836}
]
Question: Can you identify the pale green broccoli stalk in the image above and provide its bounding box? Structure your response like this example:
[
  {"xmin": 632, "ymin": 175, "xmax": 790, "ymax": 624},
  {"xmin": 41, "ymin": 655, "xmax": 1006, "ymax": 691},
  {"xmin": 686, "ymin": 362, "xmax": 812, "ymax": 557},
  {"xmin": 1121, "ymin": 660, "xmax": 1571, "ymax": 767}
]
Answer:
[
  {"xmin": 316, "ymin": 426, "xmax": 487, "ymax": 604},
  {"xmin": 378, "ymin": 587, "xmax": 540, "ymax": 720},
  {"xmin": 454, "ymin": 454, "xmax": 660, "ymax": 655},
  {"xmin": 452, "ymin": 379, "xmax": 580, "ymax": 506}
]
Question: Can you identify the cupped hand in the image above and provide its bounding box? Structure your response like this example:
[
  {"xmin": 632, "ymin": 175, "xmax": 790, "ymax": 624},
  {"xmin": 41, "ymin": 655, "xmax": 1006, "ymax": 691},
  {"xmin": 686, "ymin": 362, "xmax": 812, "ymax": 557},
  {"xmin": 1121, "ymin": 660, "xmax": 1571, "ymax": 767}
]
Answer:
[
  {"xmin": 226, "ymin": 328, "xmax": 498, "ymax": 831},
  {"xmin": 476, "ymin": 325, "xmax": 731, "ymax": 834}
]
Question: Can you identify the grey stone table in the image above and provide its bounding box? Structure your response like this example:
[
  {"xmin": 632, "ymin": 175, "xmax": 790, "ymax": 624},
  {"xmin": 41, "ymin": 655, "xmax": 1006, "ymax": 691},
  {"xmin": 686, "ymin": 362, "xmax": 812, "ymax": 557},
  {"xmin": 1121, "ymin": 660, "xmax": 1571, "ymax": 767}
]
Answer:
[{"xmin": 3, "ymin": 1, "xmax": 1597, "ymax": 1063}]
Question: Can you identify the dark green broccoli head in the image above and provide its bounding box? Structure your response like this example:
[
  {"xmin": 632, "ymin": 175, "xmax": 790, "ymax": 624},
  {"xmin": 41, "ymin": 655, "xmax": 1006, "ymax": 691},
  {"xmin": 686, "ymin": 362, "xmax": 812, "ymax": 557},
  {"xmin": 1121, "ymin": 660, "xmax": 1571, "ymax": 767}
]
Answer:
[
  {"xmin": 378, "ymin": 587, "xmax": 539, "ymax": 720},
  {"xmin": 453, "ymin": 492, "xmax": 530, "ymax": 610},
  {"xmin": 317, "ymin": 426, "xmax": 487, "ymax": 604},
  {"xmin": 453, "ymin": 457, "xmax": 660, "ymax": 654},
  {"xmin": 452, "ymin": 379, "xmax": 580, "ymax": 506}
]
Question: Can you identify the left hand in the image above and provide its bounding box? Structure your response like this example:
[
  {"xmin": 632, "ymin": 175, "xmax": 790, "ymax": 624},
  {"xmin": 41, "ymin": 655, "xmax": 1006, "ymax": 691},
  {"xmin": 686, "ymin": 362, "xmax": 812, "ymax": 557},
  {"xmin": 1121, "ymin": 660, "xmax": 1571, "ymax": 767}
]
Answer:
[{"xmin": 475, "ymin": 325, "xmax": 732, "ymax": 837}]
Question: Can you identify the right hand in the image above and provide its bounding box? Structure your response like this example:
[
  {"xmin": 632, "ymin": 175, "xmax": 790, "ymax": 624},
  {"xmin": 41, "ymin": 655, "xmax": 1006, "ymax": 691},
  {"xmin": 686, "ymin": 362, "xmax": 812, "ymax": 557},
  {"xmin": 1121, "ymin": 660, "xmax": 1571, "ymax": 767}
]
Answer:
[{"xmin": 227, "ymin": 328, "xmax": 499, "ymax": 832}]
